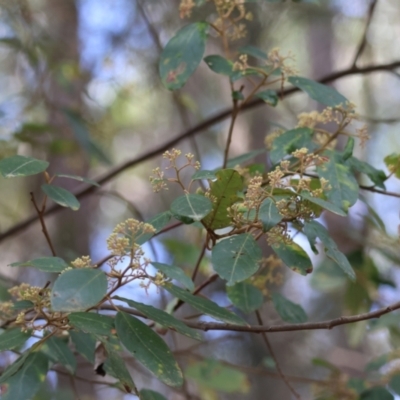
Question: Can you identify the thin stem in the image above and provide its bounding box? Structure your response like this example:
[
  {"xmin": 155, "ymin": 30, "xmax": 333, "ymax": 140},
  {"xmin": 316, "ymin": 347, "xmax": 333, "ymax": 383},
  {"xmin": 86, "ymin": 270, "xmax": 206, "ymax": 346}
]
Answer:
[
  {"xmin": 256, "ymin": 310, "xmax": 301, "ymax": 399},
  {"xmin": 351, "ymin": 0, "xmax": 378, "ymax": 68},
  {"xmin": 30, "ymin": 192, "xmax": 56, "ymax": 256}
]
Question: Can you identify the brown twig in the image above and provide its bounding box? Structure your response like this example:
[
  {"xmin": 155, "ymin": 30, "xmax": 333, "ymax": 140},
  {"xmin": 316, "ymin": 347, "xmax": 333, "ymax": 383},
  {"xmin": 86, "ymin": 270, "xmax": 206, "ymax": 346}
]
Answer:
[
  {"xmin": 1, "ymin": 60, "xmax": 400, "ymax": 243},
  {"xmin": 360, "ymin": 185, "xmax": 400, "ymax": 198},
  {"xmin": 101, "ymin": 299, "xmax": 400, "ymax": 334},
  {"xmin": 256, "ymin": 310, "xmax": 301, "ymax": 399},
  {"xmin": 191, "ymin": 241, "xmax": 207, "ymax": 282},
  {"xmin": 351, "ymin": 0, "xmax": 378, "ymax": 68},
  {"xmin": 30, "ymin": 192, "xmax": 56, "ymax": 256}
]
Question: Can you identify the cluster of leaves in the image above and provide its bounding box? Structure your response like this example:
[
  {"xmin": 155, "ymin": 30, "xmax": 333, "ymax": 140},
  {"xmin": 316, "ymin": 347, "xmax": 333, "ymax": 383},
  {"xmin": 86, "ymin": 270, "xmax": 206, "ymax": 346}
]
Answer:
[{"xmin": 1, "ymin": 1, "xmax": 400, "ymax": 399}]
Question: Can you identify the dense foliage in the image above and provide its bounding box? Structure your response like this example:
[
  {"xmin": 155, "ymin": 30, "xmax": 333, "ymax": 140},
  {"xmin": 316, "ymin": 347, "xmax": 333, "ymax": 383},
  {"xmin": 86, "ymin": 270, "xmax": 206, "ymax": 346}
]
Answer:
[{"xmin": 1, "ymin": 1, "xmax": 400, "ymax": 399}]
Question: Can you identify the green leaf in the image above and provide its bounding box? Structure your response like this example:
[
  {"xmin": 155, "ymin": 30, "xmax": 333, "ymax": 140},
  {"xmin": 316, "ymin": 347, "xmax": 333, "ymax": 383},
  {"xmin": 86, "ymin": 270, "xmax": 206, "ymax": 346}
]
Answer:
[
  {"xmin": 69, "ymin": 331, "xmax": 96, "ymax": 364},
  {"xmin": 1, "ymin": 352, "xmax": 48, "ymax": 400},
  {"xmin": 185, "ymin": 359, "xmax": 249, "ymax": 393},
  {"xmin": 115, "ymin": 311, "xmax": 183, "ymax": 387},
  {"xmin": 9, "ymin": 257, "xmax": 68, "ymax": 273},
  {"xmin": 41, "ymin": 184, "xmax": 80, "ymax": 211},
  {"xmin": 317, "ymin": 152, "xmax": 359, "ymax": 213},
  {"xmin": 114, "ymin": 296, "xmax": 202, "ymax": 341},
  {"xmin": 140, "ymin": 389, "xmax": 167, "ymax": 400},
  {"xmin": 270, "ymin": 128, "xmax": 314, "ymax": 164},
  {"xmin": 163, "ymin": 283, "xmax": 246, "ymax": 325},
  {"xmin": 0, "ymin": 155, "xmax": 48, "ymax": 178},
  {"xmin": 136, "ymin": 211, "xmax": 172, "ymax": 245},
  {"xmin": 64, "ymin": 110, "xmax": 111, "ymax": 164},
  {"xmin": 51, "ymin": 269, "xmax": 107, "ymax": 312},
  {"xmin": 170, "ymin": 194, "xmax": 212, "ymax": 221},
  {"xmin": 227, "ymin": 282, "xmax": 263, "ymax": 314},
  {"xmin": 68, "ymin": 312, "xmax": 114, "ymax": 336},
  {"xmin": 359, "ymin": 387, "xmax": 394, "ymax": 400},
  {"xmin": 54, "ymin": 173, "xmax": 100, "ymax": 187},
  {"xmin": 389, "ymin": 374, "xmax": 400, "ymax": 395},
  {"xmin": 225, "ymin": 149, "xmax": 266, "ymax": 168},
  {"xmin": 304, "ymin": 220, "xmax": 355, "ymax": 280},
  {"xmin": 300, "ymin": 190, "xmax": 346, "ymax": 217},
  {"xmin": 288, "ymin": 76, "xmax": 348, "ymax": 107},
  {"xmin": 204, "ymin": 55, "xmax": 242, "ymax": 81},
  {"xmin": 257, "ymin": 198, "xmax": 283, "ymax": 231},
  {"xmin": 347, "ymin": 157, "xmax": 386, "ymax": 190},
  {"xmin": 103, "ymin": 345, "xmax": 136, "ymax": 393},
  {"xmin": 342, "ymin": 137, "xmax": 354, "ymax": 161},
  {"xmin": 0, "ymin": 351, "xmax": 30, "ymax": 384},
  {"xmin": 42, "ymin": 336, "xmax": 76, "ymax": 374},
  {"xmin": 12, "ymin": 300, "xmax": 34, "ymax": 310},
  {"xmin": 160, "ymin": 22, "xmax": 208, "ymax": 90},
  {"xmin": 151, "ymin": 262, "xmax": 194, "ymax": 291},
  {"xmin": 272, "ymin": 242, "xmax": 313, "ymax": 275},
  {"xmin": 238, "ymin": 45, "xmax": 267, "ymax": 60},
  {"xmin": 191, "ymin": 170, "xmax": 217, "ymax": 181},
  {"xmin": 211, "ymin": 234, "xmax": 261, "ymax": 285},
  {"xmin": 203, "ymin": 169, "xmax": 244, "ymax": 229},
  {"xmin": 255, "ymin": 90, "xmax": 278, "ymax": 106},
  {"xmin": 272, "ymin": 292, "xmax": 307, "ymax": 323},
  {"xmin": 0, "ymin": 328, "xmax": 30, "ymax": 352},
  {"xmin": 384, "ymin": 153, "xmax": 400, "ymax": 178}
]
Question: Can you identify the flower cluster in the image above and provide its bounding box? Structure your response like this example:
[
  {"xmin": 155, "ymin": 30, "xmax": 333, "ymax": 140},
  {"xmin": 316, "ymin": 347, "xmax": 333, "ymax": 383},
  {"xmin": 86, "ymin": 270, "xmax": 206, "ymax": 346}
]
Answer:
[
  {"xmin": 71, "ymin": 255, "xmax": 94, "ymax": 269},
  {"xmin": 107, "ymin": 218, "xmax": 155, "ymax": 260}
]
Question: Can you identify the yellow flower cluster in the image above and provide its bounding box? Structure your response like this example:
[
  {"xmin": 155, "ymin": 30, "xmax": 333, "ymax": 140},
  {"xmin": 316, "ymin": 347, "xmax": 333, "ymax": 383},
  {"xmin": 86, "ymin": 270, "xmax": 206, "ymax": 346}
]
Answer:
[
  {"xmin": 71, "ymin": 255, "xmax": 94, "ymax": 269},
  {"xmin": 107, "ymin": 218, "xmax": 155, "ymax": 258}
]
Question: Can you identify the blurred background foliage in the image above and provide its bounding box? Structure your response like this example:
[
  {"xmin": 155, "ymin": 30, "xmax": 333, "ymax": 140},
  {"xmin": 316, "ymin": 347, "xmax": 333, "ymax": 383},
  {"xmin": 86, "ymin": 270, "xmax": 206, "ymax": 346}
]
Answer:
[{"xmin": 0, "ymin": 0, "xmax": 400, "ymax": 399}]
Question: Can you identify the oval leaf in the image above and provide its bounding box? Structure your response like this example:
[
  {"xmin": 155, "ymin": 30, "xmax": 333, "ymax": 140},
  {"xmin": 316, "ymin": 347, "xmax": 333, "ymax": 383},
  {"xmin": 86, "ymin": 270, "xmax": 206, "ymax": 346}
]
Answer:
[
  {"xmin": 9, "ymin": 257, "xmax": 68, "ymax": 273},
  {"xmin": 55, "ymin": 173, "xmax": 100, "ymax": 187},
  {"xmin": 68, "ymin": 312, "xmax": 114, "ymax": 335},
  {"xmin": 103, "ymin": 344, "xmax": 136, "ymax": 393},
  {"xmin": 115, "ymin": 311, "xmax": 183, "ymax": 387},
  {"xmin": 258, "ymin": 198, "xmax": 283, "ymax": 231},
  {"xmin": 114, "ymin": 296, "xmax": 201, "ymax": 341},
  {"xmin": 304, "ymin": 220, "xmax": 355, "ymax": 280},
  {"xmin": 203, "ymin": 169, "xmax": 244, "ymax": 229},
  {"xmin": 69, "ymin": 331, "xmax": 96, "ymax": 363},
  {"xmin": 300, "ymin": 190, "xmax": 346, "ymax": 217},
  {"xmin": 151, "ymin": 261, "xmax": 194, "ymax": 291},
  {"xmin": 270, "ymin": 128, "xmax": 315, "ymax": 164},
  {"xmin": 42, "ymin": 336, "xmax": 76, "ymax": 374},
  {"xmin": 0, "ymin": 328, "xmax": 30, "ymax": 352},
  {"xmin": 163, "ymin": 283, "xmax": 246, "ymax": 325},
  {"xmin": 212, "ymin": 234, "xmax": 261, "ymax": 285},
  {"xmin": 317, "ymin": 152, "xmax": 359, "ymax": 213},
  {"xmin": 272, "ymin": 292, "xmax": 307, "ymax": 323},
  {"xmin": 288, "ymin": 76, "xmax": 348, "ymax": 107},
  {"xmin": 272, "ymin": 241, "xmax": 313, "ymax": 275},
  {"xmin": 191, "ymin": 170, "xmax": 217, "ymax": 181},
  {"xmin": 171, "ymin": 194, "xmax": 212, "ymax": 221},
  {"xmin": 1, "ymin": 352, "xmax": 48, "ymax": 400},
  {"xmin": 227, "ymin": 282, "xmax": 263, "ymax": 314},
  {"xmin": 41, "ymin": 184, "xmax": 80, "ymax": 210},
  {"xmin": 0, "ymin": 155, "xmax": 48, "ymax": 178},
  {"xmin": 204, "ymin": 55, "xmax": 242, "ymax": 81},
  {"xmin": 160, "ymin": 22, "xmax": 208, "ymax": 90},
  {"xmin": 51, "ymin": 269, "xmax": 107, "ymax": 312}
]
